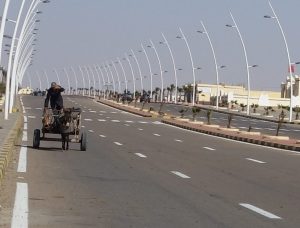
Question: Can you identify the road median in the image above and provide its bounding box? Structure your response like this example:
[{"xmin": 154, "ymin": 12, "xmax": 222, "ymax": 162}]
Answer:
[{"xmin": 161, "ymin": 118, "xmax": 300, "ymax": 152}]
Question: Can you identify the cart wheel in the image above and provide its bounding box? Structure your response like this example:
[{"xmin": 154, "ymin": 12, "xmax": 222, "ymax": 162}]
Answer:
[
  {"xmin": 33, "ymin": 129, "xmax": 40, "ymax": 149},
  {"xmin": 80, "ymin": 131, "xmax": 87, "ymax": 151}
]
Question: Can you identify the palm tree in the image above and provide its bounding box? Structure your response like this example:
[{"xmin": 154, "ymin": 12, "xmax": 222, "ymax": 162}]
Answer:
[
  {"xmin": 166, "ymin": 87, "xmax": 171, "ymax": 102},
  {"xmin": 154, "ymin": 87, "xmax": 160, "ymax": 102},
  {"xmin": 192, "ymin": 107, "xmax": 201, "ymax": 121},
  {"xmin": 177, "ymin": 87, "xmax": 183, "ymax": 102},
  {"xmin": 183, "ymin": 84, "xmax": 193, "ymax": 103},
  {"xmin": 169, "ymin": 84, "xmax": 175, "ymax": 102}
]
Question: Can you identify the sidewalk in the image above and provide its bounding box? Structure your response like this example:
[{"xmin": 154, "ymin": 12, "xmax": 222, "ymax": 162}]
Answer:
[{"xmin": 0, "ymin": 97, "xmax": 23, "ymax": 182}]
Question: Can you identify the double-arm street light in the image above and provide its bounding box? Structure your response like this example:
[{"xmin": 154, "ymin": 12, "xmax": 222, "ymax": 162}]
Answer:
[
  {"xmin": 53, "ymin": 69, "xmax": 61, "ymax": 85},
  {"xmin": 63, "ymin": 68, "xmax": 71, "ymax": 95},
  {"xmin": 111, "ymin": 60, "xmax": 121, "ymax": 94},
  {"xmin": 176, "ymin": 28, "xmax": 197, "ymax": 106},
  {"xmin": 43, "ymin": 70, "xmax": 49, "ymax": 87},
  {"xmin": 264, "ymin": 1, "xmax": 294, "ymax": 122},
  {"xmin": 226, "ymin": 12, "xmax": 258, "ymax": 115}
]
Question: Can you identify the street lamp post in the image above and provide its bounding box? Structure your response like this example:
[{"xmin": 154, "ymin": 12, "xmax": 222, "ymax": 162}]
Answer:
[
  {"xmin": 117, "ymin": 57, "xmax": 128, "ymax": 94},
  {"xmin": 130, "ymin": 49, "xmax": 144, "ymax": 93},
  {"xmin": 78, "ymin": 66, "xmax": 86, "ymax": 96},
  {"xmin": 70, "ymin": 67, "xmax": 78, "ymax": 95},
  {"xmin": 102, "ymin": 64, "xmax": 111, "ymax": 98},
  {"xmin": 124, "ymin": 54, "xmax": 136, "ymax": 100},
  {"xmin": 111, "ymin": 61, "xmax": 121, "ymax": 94},
  {"xmin": 53, "ymin": 69, "xmax": 61, "ymax": 85},
  {"xmin": 264, "ymin": 1, "xmax": 294, "ymax": 122},
  {"xmin": 161, "ymin": 33, "xmax": 178, "ymax": 104},
  {"xmin": 84, "ymin": 66, "xmax": 91, "ymax": 97},
  {"xmin": 148, "ymin": 40, "xmax": 163, "ymax": 102},
  {"xmin": 95, "ymin": 64, "xmax": 106, "ymax": 98},
  {"xmin": 226, "ymin": 12, "xmax": 256, "ymax": 115},
  {"xmin": 198, "ymin": 21, "xmax": 221, "ymax": 109},
  {"xmin": 63, "ymin": 68, "xmax": 71, "ymax": 95},
  {"xmin": 106, "ymin": 62, "xmax": 116, "ymax": 96},
  {"xmin": 88, "ymin": 65, "xmax": 96, "ymax": 98},
  {"xmin": 43, "ymin": 70, "xmax": 49, "ymax": 87},
  {"xmin": 0, "ymin": 0, "xmax": 11, "ymax": 70},
  {"xmin": 35, "ymin": 70, "xmax": 42, "ymax": 91},
  {"xmin": 93, "ymin": 65, "xmax": 102, "ymax": 96},
  {"xmin": 140, "ymin": 44, "xmax": 153, "ymax": 99},
  {"xmin": 177, "ymin": 28, "xmax": 196, "ymax": 106}
]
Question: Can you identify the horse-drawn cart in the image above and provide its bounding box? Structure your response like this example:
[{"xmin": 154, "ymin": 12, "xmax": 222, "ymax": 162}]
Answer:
[{"xmin": 33, "ymin": 108, "xmax": 87, "ymax": 151}]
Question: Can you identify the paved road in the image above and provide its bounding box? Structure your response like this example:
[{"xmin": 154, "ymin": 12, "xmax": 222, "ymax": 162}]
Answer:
[
  {"xmin": 130, "ymin": 102, "xmax": 300, "ymax": 139},
  {"xmin": 1, "ymin": 95, "xmax": 300, "ymax": 227}
]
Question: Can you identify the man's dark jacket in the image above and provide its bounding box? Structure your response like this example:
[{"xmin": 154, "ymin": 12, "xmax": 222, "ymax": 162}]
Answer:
[{"xmin": 44, "ymin": 87, "xmax": 65, "ymax": 110}]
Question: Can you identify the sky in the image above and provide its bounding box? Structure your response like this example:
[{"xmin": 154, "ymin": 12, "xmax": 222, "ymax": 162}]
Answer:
[{"xmin": 1, "ymin": 0, "xmax": 300, "ymax": 93}]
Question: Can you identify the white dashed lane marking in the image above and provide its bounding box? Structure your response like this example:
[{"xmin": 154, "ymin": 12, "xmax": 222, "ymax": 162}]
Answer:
[
  {"xmin": 11, "ymin": 183, "xmax": 28, "ymax": 228},
  {"xmin": 138, "ymin": 128, "xmax": 143, "ymax": 131},
  {"xmin": 99, "ymin": 135, "xmax": 106, "ymax": 138},
  {"xmin": 28, "ymin": 116, "xmax": 36, "ymax": 119},
  {"xmin": 139, "ymin": 121, "xmax": 148, "ymax": 124},
  {"xmin": 239, "ymin": 203, "xmax": 281, "ymax": 219},
  {"xmin": 135, "ymin": 153, "xmax": 147, "ymax": 158},
  {"xmin": 88, "ymin": 130, "xmax": 94, "ymax": 133},
  {"xmin": 111, "ymin": 120, "xmax": 120, "ymax": 123},
  {"xmin": 153, "ymin": 133, "xmax": 161, "ymax": 137},
  {"xmin": 124, "ymin": 124, "xmax": 130, "ymax": 126},
  {"xmin": 246, "ymin": 158, "xmax": 266, "ymax": 164},
  {"xmin": 84, "ymin": 119, "xmax": 93, "ymax": 121},
  {"xmin": 89, "ymin": 111, "xmax": 96, "ymax": 113},
  {"xmin": 98, "ymin": 119, "xmax": 106, "ymax": 122},
  {"xmin": 81, "ymin": 125, "xmax": 85, "ymax": 128},
  {"xmin": 175, "ymin": 139, "xmax": 183, "ymax": 143},
  {"xmin": 114, "ymin": 142, "xmax": 123, "ymax": 146},
  {"xmin": 203, "ymin": 147, "xmax": 215, "ymax": 151},
  {"xmin": 125, "ymin": 120, "xmax": 133, "ymax": 123},
  {"xmin": 171, "ymin": 171, "xmax": 191, "ymax": 179}
]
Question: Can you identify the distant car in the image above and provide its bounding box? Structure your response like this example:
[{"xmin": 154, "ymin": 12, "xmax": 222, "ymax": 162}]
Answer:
[{"xmin": 33, "ymin": 90, "xmax": 45, "ymax": 96}]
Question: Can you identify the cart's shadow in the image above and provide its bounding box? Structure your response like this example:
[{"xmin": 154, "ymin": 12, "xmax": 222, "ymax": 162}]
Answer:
[{"xmin": 16, "ymin": 144, "xmax": 83, "ymax": 152}]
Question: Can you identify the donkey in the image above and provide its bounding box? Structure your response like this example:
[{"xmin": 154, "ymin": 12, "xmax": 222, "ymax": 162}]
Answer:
[{"xmin": 59, "ymin": 108, "xmax": 73, "ymax": 150}]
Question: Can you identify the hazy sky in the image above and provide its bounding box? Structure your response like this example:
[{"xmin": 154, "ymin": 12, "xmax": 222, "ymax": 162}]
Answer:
[{"xmin": 1, "ymin": 0, "xmax": 300, "ymax": 92}]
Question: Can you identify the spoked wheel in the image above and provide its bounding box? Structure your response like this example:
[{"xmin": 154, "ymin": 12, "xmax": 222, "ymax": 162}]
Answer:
[
  {"xmin": 80, "ymin": 131, "xmax": 87, "ymax": 151},
  {"xmin": 33, "ymin": 129, "xmax": 40, "ymax": 149}
]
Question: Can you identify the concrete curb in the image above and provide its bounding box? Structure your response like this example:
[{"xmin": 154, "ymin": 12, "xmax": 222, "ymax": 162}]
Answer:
[
  {"xmin": 0, "ymin": 102, "xmax": 23, "ymax": 183},
  {"xmin": 97, "ymin": 100, "xmax": 153, "ymax": 118},
  {"xmin": 162, "ymin": 119, "xmax": 300, "ymax": 152}
]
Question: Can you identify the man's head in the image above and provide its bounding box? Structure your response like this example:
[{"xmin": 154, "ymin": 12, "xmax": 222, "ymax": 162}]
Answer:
[{"xmin": 51, "ymin": 82, "xmax": 57, "ymax": 88}]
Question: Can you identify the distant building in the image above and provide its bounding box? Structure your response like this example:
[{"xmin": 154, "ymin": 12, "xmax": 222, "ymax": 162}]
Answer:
[{"xmin": 281, "ymin": 75, "xmax": 300, "ymax": 98}]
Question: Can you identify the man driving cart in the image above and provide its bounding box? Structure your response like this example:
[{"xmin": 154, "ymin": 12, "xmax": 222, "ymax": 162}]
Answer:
[{"xmin": 43, "ymin": 82, "xmax": 65, "ymax": 129}]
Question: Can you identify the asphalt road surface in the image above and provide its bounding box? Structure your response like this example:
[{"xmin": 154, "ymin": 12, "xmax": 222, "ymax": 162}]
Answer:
[
  {"xmin": 132, "ymin": 102, "xmax": 300, "ymax": 139},
  {"xmin": 1, "ymin": 95, "xmax": 300, "ymax": 227}
]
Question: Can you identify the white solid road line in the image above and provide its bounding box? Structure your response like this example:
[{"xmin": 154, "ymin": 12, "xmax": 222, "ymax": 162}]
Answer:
[
  {"xmin": 22, "ymin": 131, "xmax": 27, "ymax": 142},
  {"xmin": 99, "ymin": 135, "xmax": 106, "ymax": 138},
  {"xmin": 11, "ymin": 182, "xmax": 28, "ymax": 228},
  {"xmin": 246, "ymin": 158, "xmax": 266, "ymax": 164},
  {"xmin": 239, "ymin": 203, "xmax": 281, "ymax": 219},
  {"xmin": 135, "ymin": 153, "xmax": 147, "ymax": 158},
  {"xmin": 153, "ymin": 133, "xmax": 161, "ymax": 137},
  {"xmin": 114, "ymin": 142, "xmax": 123, "ymax": 146},
  {"xmin": 17, "ymin": 146, "xmax": 27, "ymax": 173},
  {"xmin": 171, "ymin": 171, "xmax": 191, "ymax": 179},
  {"xmin": 23, "ymin": 116, "xmax": 27, "ymax": 123},
  {"xmin": 203, "ymin": 147, "xmax": 216, "ymax": 151},
  {"xmin": 23, "ymin": 123, "xmax": 28, "ymax": 130}
]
